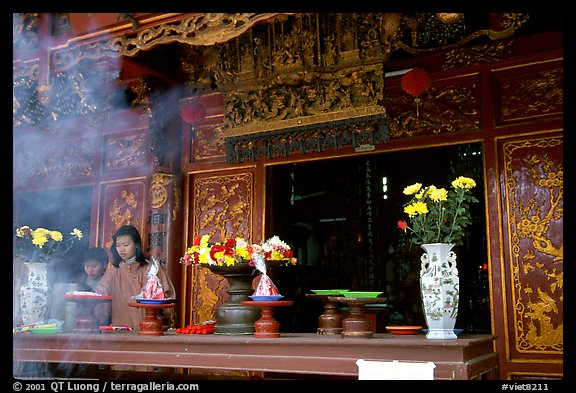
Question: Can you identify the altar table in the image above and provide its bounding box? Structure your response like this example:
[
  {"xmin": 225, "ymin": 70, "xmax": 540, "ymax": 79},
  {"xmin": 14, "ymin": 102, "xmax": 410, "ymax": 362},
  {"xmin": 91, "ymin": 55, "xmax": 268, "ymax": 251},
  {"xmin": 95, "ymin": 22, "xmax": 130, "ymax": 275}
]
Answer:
[{"xmin": 13, "ymin": 332, "xmax": 498, "ymax": 380}]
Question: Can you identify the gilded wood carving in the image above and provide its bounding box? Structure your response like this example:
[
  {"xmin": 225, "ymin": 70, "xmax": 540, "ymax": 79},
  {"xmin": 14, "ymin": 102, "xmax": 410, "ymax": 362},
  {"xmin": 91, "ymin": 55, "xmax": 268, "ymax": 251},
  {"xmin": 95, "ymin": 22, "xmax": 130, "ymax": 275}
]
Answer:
[
  {"xmin": 497, "ymin": 67, "xmax": 563, "ymax": 125},
  {"xmin": 192, "ymin": 172, "xmax": 253, "ymax": 243},
  {"xmin": 101, "ymin": 182, "xmax": 146, "ymax": 251},
  {"xmin": 193, "ymin": 124, "xmax": 227, "ymax": 161},
  {"xmin": 190, "ymin": 266, "xmax": 228, "ymax": 324},
  {"xmin": 187, "ymin": 172, "xmax": 254, "ymax": 324},
  {"xmin": 104, "ymin": 133, "xmax": 147, "ymax": 170},
  {"xmin": 503, "ymin": 135, "xmax": 563, "ymax": 354},
  {"xmin": 384, "ymin": 75, "xmax": 481, "ymax": 138},
  {"xmin": 13, "ymin": 138, "xmax": 96, "ymax": 188}
]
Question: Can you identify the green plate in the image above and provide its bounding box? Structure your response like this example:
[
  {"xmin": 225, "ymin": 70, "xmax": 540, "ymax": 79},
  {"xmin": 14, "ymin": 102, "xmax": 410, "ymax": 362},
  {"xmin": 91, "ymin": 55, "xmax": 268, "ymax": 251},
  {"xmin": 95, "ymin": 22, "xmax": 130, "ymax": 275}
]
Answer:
[
  {"xmin": 342, "ymin": 291, "xmax": 383, "ymax": 298},
  {"xmin": 310, "ymin": 289, "xmax": 350, "ymax": 295},
  {"xmin": 29, "ymin": 327, "xmax": 61, "ymax": 334}
]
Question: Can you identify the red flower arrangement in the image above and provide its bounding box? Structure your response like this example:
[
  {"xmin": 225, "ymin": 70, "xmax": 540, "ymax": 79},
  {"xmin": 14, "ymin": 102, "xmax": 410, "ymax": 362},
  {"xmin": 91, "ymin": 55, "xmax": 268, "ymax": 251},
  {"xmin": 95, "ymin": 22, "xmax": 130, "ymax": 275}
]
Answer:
[{"xmin": 180, "ymin": 234, "xmax": 295, "ymax": 267}]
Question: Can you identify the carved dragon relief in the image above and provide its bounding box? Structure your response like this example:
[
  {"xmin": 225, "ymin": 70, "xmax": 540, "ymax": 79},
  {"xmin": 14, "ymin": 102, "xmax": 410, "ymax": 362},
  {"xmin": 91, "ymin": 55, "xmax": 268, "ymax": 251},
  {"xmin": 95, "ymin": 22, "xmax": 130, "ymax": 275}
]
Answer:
[{"xmin": 505, "ymin": 137, "xmax": 563, "ymax": 352}]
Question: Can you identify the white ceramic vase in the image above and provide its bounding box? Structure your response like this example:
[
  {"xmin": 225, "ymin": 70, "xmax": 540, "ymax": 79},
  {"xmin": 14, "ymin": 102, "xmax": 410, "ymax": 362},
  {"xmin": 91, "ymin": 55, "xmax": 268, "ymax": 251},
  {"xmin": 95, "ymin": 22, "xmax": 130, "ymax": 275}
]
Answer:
[
  {"xmin": 19, "ymin": 262, "xmax": 50, "ymax": 325},
  {"xmin": 419, "ymin": 243, "xmax": 459, "ymax": 340}
]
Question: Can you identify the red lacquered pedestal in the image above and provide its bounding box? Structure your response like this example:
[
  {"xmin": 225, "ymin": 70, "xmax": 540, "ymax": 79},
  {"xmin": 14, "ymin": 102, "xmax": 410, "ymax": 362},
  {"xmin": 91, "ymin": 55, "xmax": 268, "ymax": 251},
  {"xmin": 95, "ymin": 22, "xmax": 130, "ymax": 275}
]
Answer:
[
  {"xmin": 305, "ymin": 294, "xmax": 344, "ymax": 335},
  {"xmin": 328, "ymin": 296, "xmax": 388, "ymax": 338},
  {"xmin": 64, "ymin": 294, "xmax": 113, "ymax": 334},
  {"xmin": 241, "ymin": 300, "xmax": 293, "ymax": 338},
  {"xmin": 129, "ymin": 302, "xmax": 176, "ymax": 336}
]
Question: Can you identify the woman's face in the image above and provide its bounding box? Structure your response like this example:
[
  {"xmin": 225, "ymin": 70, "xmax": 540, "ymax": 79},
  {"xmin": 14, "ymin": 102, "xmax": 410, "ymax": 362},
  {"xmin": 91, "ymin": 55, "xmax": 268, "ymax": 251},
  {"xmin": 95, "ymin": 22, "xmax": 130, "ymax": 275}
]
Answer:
[
  {"xmin": 115, "ymin": 234, "xmax": 137, "ymax": 261},
  {"xmin": 84, "ymin": 260, "xmax": 105, "ymax": 280}
]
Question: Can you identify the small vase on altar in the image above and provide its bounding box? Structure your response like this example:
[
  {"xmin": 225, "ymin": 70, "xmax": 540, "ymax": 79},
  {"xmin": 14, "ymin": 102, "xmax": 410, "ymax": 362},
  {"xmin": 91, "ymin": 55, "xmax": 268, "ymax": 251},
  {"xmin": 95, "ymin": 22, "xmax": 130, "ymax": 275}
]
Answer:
[
  {"xmin": 419, "ymin": 243, "xmax": 459, "ymax": 340},
  {"xmin": 208, "ymin": 263, "xmax": 260, "ymax": 335}
]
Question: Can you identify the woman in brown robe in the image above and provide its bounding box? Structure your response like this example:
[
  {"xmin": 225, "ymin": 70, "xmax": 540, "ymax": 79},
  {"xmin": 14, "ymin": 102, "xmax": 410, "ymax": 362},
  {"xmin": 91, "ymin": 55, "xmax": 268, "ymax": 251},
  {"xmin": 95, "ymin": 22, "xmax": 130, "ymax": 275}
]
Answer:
[{"xmin": 95, "ymin": 225, "xmax": 175, "ymax": 329}]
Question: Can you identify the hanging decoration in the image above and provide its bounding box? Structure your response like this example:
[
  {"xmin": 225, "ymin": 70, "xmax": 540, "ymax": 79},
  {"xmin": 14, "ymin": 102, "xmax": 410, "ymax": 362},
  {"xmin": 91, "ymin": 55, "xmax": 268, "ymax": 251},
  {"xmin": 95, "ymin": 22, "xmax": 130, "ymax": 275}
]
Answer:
[
  {"xmin": 180, "ymin": 101, "xmax": 207, "ymax": 125},
  {"xmin": 401, "ymin": 67, "xmax": 432, "ymax": 119},
  {"xmin": 401, "ymin": 68, "xmax": 431, "ymax": 98}
]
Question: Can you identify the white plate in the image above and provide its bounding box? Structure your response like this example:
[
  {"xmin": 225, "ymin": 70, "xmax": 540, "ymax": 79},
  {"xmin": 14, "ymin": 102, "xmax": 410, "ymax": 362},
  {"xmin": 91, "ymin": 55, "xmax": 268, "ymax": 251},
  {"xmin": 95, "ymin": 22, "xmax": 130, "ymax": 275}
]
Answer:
[
  {"xmin": 249, "ymin": 295, "xmax": 284, "ymax": 301},
  {"xmin": 135, "ymin": 298, "xmax": 175, "ymax": 305}
]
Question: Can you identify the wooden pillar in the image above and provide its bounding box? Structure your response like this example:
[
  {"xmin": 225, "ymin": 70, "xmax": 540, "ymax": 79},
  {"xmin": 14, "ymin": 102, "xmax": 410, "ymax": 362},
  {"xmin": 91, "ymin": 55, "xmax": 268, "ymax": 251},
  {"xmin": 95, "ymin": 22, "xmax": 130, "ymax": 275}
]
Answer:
[{"xmin": 145, "ymin": 172, "xmax": 182, "ymax": 326}]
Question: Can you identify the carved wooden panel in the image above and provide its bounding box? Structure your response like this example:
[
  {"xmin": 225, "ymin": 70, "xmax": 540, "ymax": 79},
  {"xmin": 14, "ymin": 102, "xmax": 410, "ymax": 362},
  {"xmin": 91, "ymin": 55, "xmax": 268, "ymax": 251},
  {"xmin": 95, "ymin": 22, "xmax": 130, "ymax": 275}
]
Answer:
[
  {"xmin": 192, "ymin": 172, "xmax": 254, "ymax": 243},
  {"xmin": 188, "ymin": 265, "xmax": 229, "ymax": 325},
  {"xmin": 383, "ymin": 73, "xmax": 481, "ymax": 138},
  {"xmin": 492, "ymin": 60, "xmax": 563, "ymax": 126},
  {"xmin": 99, "ymin": 180, "xmax": 147, "ymax": 251},
  {"xmin": 103, "ymin": 132, "xmax": 148, "ymax": 172},
  {"xmin": 499, "ymin": 132, "xmax": 563, "ymax": 364},
  {"xmin": 183, "ymin": 170, "xmax": 255, "ymax": 325},
  {"xmin": 13, "ymin": 136, "xmax": 97, "ymax": 189},
  {"xmin": 192, "ymin": 123, "xmax": 227, "ymax": 161}
]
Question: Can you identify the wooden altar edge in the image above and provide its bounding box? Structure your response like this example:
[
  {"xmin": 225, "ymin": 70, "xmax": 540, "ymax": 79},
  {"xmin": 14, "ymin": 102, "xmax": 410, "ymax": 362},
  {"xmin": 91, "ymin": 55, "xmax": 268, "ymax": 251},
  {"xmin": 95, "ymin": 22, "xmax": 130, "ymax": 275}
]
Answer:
[{"xmin": 13, "ymin": 333, "xmax": 498, "ymax": 380}]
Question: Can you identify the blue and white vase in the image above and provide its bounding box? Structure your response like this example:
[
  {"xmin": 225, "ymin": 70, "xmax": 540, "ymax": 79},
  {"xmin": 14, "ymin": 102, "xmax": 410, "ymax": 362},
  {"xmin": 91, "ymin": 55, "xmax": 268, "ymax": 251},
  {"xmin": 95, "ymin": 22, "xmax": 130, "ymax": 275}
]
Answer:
[
  {"xmin": 19, "ymin": 262, "xmax": 50, "ymax": 325},
  {"xmin": 419, "ymin": 243, "xmax": 459, "ymax": 340}
]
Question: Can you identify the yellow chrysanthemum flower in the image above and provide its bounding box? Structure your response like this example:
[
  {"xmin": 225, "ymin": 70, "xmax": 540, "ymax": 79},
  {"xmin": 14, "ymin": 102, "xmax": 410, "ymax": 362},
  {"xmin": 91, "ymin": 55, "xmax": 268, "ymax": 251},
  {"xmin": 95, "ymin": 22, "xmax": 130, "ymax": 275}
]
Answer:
[
  {"xmin": 224, "ymin": 255, "xmax": 235, "ymax": 266},
  {"xmin": 413, "ymin": 201, "xmax": 429, "ymax": 215},
  {"xmin": 32, "ymin": 234, "xmax": 49, "ymax": 248},
  {"xmin": 452, "ymin": 176, "xmax": 476, "ymax": 189},
  {"xmin": 236, "ymin": 246, "xmax": 250, "ymax": 260},
  {"xmin": 428, "ymin": 187, "xmax": 448, "ymax": 202},
  {"xmin": 199, "ymin": 234, "xmax": 210, "ymax": 248},
  {"xmin": 33, "ymin": 228, "xmax": 50, "ymax": 237},
  {"xmin": 403, "ymin": 183, "xmax": 422, "ymax": 195},
  {"xmin": 71, "ymin": 228, "xmax": 83, "ymax": 240},
  {"xmin": 50, "ymin": 231, "xmax": 63, "ymax": 242},
  {"xmin": 271, "ymin": 250, "xmax": 285, "ymax": 260},
  {"xmin": 404, "ymin": 201, "xmax": 429, "ymax": 217},
  {"xmin": 199, "ymin": 252, "xmax": 210, "ymax": 264}
]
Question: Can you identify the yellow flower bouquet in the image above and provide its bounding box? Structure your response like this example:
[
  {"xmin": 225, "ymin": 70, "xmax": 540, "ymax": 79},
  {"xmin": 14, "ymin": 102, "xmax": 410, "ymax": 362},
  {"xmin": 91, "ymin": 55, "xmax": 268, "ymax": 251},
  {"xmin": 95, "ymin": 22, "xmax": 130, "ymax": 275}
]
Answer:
[
  {"xmin": 14, "ymin": 225, "xmax": 83, "ymax": 263},
  {"xmin": 398, "ymin": 176, "xmax": 479, "ymax": 246}
]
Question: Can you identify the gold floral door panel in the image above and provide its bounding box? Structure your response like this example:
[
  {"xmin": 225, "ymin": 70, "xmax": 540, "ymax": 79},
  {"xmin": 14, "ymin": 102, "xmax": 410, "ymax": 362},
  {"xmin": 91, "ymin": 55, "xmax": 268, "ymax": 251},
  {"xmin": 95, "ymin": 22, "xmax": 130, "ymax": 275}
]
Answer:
[
  {"xmin": 498, "ymin": 132, "xmax": 563, "ymax": 376},
  {"xmin": 99, "ymin": 180, "xmax": 147, "ymax": 252},
  {"xmin": 183, "ymin": 170, "xmax": 255, "ymax": 325},
  {"xmin": 192, "ymin": 172, "xmax": 254, "ymax": 244}
]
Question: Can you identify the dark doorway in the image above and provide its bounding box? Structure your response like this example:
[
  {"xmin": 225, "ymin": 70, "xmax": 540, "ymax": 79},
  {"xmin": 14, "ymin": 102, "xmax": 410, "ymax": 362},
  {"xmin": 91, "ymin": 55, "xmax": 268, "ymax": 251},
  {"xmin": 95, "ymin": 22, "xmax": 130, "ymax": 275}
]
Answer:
[
  {"xmin": 13, "ymin": 186, "xmax": 93, "ymax": 283},
  {"xmin": 267, "ymin": 143, "xmax": 490, "ymax": 334}
]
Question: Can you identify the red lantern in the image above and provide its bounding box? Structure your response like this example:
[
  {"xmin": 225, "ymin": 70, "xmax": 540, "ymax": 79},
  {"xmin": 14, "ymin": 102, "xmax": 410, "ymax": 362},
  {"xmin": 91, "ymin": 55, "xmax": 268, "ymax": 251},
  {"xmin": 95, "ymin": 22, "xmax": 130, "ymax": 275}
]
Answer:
[
  {"xmin": 180, "ymin": 101, "xmax": 207, "ymax": 125},
  {"xmin": 400, "ymin": 68, "xmax": 432, "ymax": 98}
]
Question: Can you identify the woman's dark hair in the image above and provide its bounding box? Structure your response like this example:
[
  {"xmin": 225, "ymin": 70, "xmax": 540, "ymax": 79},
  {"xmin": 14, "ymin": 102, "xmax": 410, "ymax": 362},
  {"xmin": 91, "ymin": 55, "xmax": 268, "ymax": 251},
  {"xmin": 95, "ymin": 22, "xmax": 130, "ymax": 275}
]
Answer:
[
  {"xmin": 110, "ymin": 225, "xmax": 147, "ymax": 267},
  {"xmin": 83, "ymin": 247, "xmax": 109, "ymax": 267}
]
